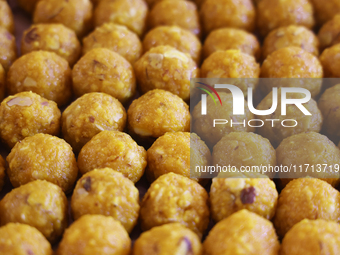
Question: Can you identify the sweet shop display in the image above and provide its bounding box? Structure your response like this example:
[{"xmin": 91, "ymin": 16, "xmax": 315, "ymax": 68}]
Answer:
[{"xmin": 1, "ymin": 0, "xmax": 340, "ymax": 253}]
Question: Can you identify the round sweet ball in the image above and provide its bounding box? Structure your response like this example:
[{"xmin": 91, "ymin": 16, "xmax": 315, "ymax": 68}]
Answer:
[
  {"xmin": 318, "ymin": 84, "xmax": 340, "ymax": 143},
  {"xmin": 0, "ymin": 180, "xmax": 68, "ymax": 243},
  {"xmin": 0, "ymin": 63, "xmax": 5, "ymax": 102},
  {"xmin": 256, "ymin": 89, "xmax": 323, "ymax": 148},
  {"xmin": 212, "ymin": 132, "xmax": 276, "ymax": 178},
  {"xmin": 256, "ymin": 0, "xmax": 314, "ymax": 37},
  {"xmin": 273, "ymin": 178, "xmax": 340, "ymax": 238},
  {"xmin": 276, "ymin": 132, "xmax": 340, "ymax": 187},
  {"xmin": 210, "ymin": 175, "xmax": 278, "ymax": 223},
  {"xmin": 0, "ymin": 27, "xmax": 17, "ymax": 72},
  {"xmin": 200, "ymin": 0, "xmax": 255, "ymax": 36},
  {"xmin": 33, "ymin": 0, "xmax": 93, "ymax": 38},
  {"xmin": 0, "ymin": 223, "xmax": 52, "ymax": 255},
  {"xmin": 310, "ymin": 0, "xmax": 340, "ymax": 25},
  {"xmin": 0, "ymin": 155, "xmax": 5, "ymax": 192},
  {"xmin": 127, "ymin": 90, "xmax": 190, "ymax": 143},
  {"xmin": 200, "ymin": 49, "xmax": 260, "ymax": 96},
  {"xmin": 6, "ymin": 133, "xmax": 78, "ymax": 193},
  {"xmin": 0, "ymin": 92, "xmax": 61, "ymax": 148},
  {"xmin": 21, "ymin": 24, "xmax": 81, "ymax": 66},
  {"xmin": 143, "ymin": 26, "xmax": 202, "ymax": 64},
  {"xmin": 203, "ymin": 209, "xmax": 280, "ymax": 255},
  {"xmin": 146, "ymin": 132, "xmax": 210, "ymax": 183},
  {"xmin": 320, "ymin": 44, "xmax": 340, "ymax": 78},
  {"xmin": 134, "ymin": 45, "xmax": 199, "ymax": 101},
  {"xmin": 203, "ymin": 28, "xmax": 260, "ymax": 60},
  {"xmin": 132, "ymin": 223, "xmax": 202, "ymax": 255},
  {"xmin": 280, "ymin": 219, "xmax": 340, "ymax": 255},
  {"xmin": 56, "ymin": 215, "xmax": 131, "ymax": 255},
  {"xmin": 0, "ymin": 0, "xmax": 14, "ymax": 34},
  {"xmin": 17, "ymin": 0, "xmax": 40, "ymax": 13},
  {"xmin": 82, "ymin": 23, "xmax": 142, "ymax": 65},
  {"xmin": 148, "ymin": 0, "xmax": 201, "ymax": 38},
  {"xmin": 94, "ymin": 0, "xmax": 148, "ymax": 37},
  {"xmin": 190, "ymin": 133, "xmax": 212, "ymax": 181},
  {"xmin": 62, "ymin": 92, "xmax": 126, "ymax": 153},
  {"xmin": 140, "ymin": 172, "xmax": 210, "ymax": 238},
  {"xmin": 192, "ymin": 92, "xmax": 255, "ymax": 148},
  {"xmin": 260, "ymin": 47, "xmax": 323, "ymax": 98},
  {"xmin": 72, "ymin": 48, "xmax": 136, "ymax": 105},
  {"xmin": 318, "ymin": 14, "xmax": 340, "ymax": 50},
  {"xmin": 77, "ymin": 131, "xmax": 147, "ymax": 183},
  {"xmin": 71, "ymin": 168, "xmax": 139, "ymax": 233},
  {"xmin": 6, "ymin": 51, "xmax": 72, "ymax": 106},
  {"xmin": 262, "ymin": 25, "xmax": 319, "ymax": 60}
]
